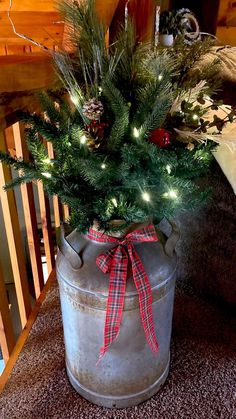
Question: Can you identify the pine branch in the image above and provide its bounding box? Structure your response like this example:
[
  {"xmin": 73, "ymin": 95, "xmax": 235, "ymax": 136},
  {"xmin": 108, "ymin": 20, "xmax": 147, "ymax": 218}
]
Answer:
[
  {"xmin": 140, "ymin": 97, "xmax": 172, "ymax": 138},
  {"xmin": 0, "ymin": 152, "xmax": 35, "ymax": 171},
  {"xmin": 22, "ymin": 113, "xmax": 59, "ymax": 142},
  {"xmin": 4, "ymin": 174, "xmax": 39, "ymax": 190},
  {"xmin": 102, "ymin": 79, "xmax": 130, "ymax": 150},
  {"xmin": 54, "ymin": 52, "xmax": 89, "ymax": 124}
]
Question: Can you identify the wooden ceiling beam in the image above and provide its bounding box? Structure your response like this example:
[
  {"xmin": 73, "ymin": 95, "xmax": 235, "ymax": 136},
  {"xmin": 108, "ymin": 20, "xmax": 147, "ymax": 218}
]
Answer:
[
  {"xmin": 0, "ymin": 25, "xmax": 63, "ymax": 42},
  {"xmin": 0, "ymin": 55, "xmax": 56, "ymax": 92},
  {"xmin": 3, "ymin": 46, "xmax": 55, "ymax": 55},
  {"xmin": 0, "ymin": 0, "xmax": 57, "ymax": 12},
  {"xmin": 0, "ymin": 23, "xmax": 63, "ymax": 37},
  {"xmin": 0, "ymin": 38, "xmax": 60, "ymax": 46},
  {"xmin": 0, "ymin": 11, "xmax": 62, "ymax": 27}
]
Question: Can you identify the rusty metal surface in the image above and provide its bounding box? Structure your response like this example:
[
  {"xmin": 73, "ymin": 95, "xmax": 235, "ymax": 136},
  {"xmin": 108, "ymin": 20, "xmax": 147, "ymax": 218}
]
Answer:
[{"xmin": 56, "ymin": 224, "xmax": 179, "ymax": 408}]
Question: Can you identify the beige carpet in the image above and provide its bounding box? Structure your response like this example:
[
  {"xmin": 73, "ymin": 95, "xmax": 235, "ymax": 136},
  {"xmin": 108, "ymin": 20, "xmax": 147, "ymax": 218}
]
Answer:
[{"xmin": 0, "ymin": 276, "xmax": 235, "ymax": 419}]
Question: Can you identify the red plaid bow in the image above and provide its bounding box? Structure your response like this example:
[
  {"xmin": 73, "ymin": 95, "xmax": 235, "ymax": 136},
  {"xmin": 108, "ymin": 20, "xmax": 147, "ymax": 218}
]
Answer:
[{"xmin": 87, "ymin": 224, "xmax": 159, "ymax": 363}]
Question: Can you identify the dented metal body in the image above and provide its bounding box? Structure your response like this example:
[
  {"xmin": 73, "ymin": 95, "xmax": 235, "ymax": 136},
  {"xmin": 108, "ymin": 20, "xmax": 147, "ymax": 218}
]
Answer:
[{"xmin": 56, "ymin": 223, "xmax": 179, "ymax": 408}]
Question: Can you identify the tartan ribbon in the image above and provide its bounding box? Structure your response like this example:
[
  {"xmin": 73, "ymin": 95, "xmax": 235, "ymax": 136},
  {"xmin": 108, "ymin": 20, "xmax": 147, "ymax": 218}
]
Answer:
[{"xmin": 87, "ymin": 223, "xmax": 159, "ymax": 363}]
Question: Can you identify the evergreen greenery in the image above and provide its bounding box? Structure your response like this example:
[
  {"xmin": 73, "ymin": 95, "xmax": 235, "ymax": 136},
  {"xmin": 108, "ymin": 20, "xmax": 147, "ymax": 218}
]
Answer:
[{"xmin": 0, "ymin": 0, "xmax": 235, "ymax": 233}]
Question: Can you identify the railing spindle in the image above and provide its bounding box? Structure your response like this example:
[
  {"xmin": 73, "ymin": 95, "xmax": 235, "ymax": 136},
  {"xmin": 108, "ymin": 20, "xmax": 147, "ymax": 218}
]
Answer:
[
  {"xmin": 37, "ymin": 181, "xmax": 55, "ymax": 275},
  {"xmin": 13, "ymin": 122, "xmax": 44, "ymax": 298},
  {"xmin": 0, "ymin": 261, "xmax": 15, "ymax": 364},
  {"xmin": 47, "ymin": 142, "xmax": 61, "ymax": 229},
  {"xmin": 63, "ymin": 204, "xmax": 70, "ymax": 222},
  {"xmin": 0, "ymin": 129, "xmax": 31, "ymax": 328}
]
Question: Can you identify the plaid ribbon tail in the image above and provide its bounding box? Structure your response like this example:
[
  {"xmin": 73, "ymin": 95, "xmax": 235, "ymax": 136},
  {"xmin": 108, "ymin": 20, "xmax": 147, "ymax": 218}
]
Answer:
[
  {"xmin": 96, "ymin": 246, "xmax": 128, "ymax": 365},
  {"xmin": 88, "ymin": 224, "xmax": 159, "ymax": 365},
  {"xmin": 128, "ymin": 244, "xmax": 159, "ymax": 353}
]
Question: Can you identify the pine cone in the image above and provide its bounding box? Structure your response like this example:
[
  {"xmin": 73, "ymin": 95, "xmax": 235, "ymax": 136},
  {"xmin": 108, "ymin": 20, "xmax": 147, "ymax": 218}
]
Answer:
[
  {"xmin": 186, "ymin": 142, "xmax": 195, "ymax": 151},
  {"xmin": 82, "ymin": 98, "xmax": 104, "ymax": 120}
]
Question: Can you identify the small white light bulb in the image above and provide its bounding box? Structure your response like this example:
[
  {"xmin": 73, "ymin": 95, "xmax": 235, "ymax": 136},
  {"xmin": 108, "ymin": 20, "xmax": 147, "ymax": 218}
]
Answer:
[
  {"xmin": 42, "ymin": 172, "xmax": 52, "ymax": 179},
  {"xmin": 166, "ymin": 165, "xmax": 171, "ymax": 174},
  {"xmin": 70, "ymin": 94, "xmax": 79, "ymax": 106},
  {"xmin": 163, "ymin": 192, "xmax": 169, "ymax": 198},
  {"xmin": 101, "ymin": 163, "xmax": 106, "ymax": 169},
  {"xmin": 158, "ymin": 74, "xmax": 163, "ymax": 81},
  {"xmin": 142, "ymin": 192, "xmax": 150, "ymax": 202},
  {"xmin": 133, "ymin": 127, "xmax": 140, "ymax": 138},
  {"xmin": 111, "ymin": 198, "xmax": 118, "ymax": 207},
  {"xmin": 43, "ymin": 111, "xmax": 50, "ymax": 122},
  {"xmin": 80, "ymin": 135, "xmax": 87, "ymax": 144},
  {"xmin": 42, "ymin": 157, "xmax": 51, "ymax": 164},
  {"xmin": 192, "ymin": 114, "xmax": 198, "ymax": 121},
  {"xmin": 169, "ymin": 190, "xmax": 178, "ymax": 199}
]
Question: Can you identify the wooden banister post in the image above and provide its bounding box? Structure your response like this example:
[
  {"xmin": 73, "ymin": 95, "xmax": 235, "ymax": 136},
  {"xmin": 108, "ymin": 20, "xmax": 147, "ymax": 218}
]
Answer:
[
  {"xmin": 13, "ymin": 122, "xmax": 44, "ymax": 299},
  {"xmin": 0, "ymin": 129, "xmax": 31, "ymax": 328},
  {"xmin": 0, "ymin": 261, "xmax": 15, "ymax": 365}
]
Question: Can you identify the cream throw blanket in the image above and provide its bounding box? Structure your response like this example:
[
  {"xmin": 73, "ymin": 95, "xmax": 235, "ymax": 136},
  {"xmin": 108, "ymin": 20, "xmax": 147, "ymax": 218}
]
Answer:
[
  {"xmin": 202, "ymin": 46, "xmax": 236, "ymax": 83},
  {"xmin": 200, "ymin": 46, "xmax": 236, "ymax": 194}
]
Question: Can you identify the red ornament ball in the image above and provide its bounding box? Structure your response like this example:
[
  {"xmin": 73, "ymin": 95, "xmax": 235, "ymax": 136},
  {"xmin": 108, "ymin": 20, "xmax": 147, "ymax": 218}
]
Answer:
[{"xmin": 149, "ymin": 128, "xmax": 171, "ymax": 148}]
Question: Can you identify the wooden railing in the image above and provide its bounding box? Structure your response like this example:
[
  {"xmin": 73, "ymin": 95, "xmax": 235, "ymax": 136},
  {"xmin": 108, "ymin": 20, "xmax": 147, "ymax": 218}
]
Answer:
[{"xmin": 0, "ymin": 117, "xmax": 69, "ymax": 382}]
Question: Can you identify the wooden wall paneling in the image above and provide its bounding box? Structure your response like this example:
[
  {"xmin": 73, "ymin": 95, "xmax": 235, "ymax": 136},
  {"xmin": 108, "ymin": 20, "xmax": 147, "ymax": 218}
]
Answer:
[
  {"xmin": 47, "ymin": 142, "xmax": 61, "ymax": 229},
  {"xmin": 13, "ymin": 122, "xmax": 44, "ymax": 298},
  {"xmin": 0, "ymin": 260, "xmax": 15, "ymax": 364},
  {"xmin": 0, "ymin": 129, "xmax": 31, "ymax": 328},
  {"xmin": 37, "ymin": 181, "xmax": 55, "ymax": 275},
  {"xmin": 128, "ymin": 0, "xmax": 156, "ymax": 41}
]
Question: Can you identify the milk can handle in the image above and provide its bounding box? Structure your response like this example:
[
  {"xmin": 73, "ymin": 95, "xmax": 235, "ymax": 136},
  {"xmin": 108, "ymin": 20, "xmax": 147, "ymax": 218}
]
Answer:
[
  {"xmin": 58, "ymin": 224, "xmax": 82, "ymax": 269},
  {"xmin": 164, "ymin": 219, "xmax": 180, "ymax": 257}
]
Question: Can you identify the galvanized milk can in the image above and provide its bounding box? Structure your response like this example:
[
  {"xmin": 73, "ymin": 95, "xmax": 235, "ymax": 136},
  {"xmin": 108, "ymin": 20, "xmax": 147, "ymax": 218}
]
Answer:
[{"xmin": 56, "ymin": 221, "xmax": 179, "ymax": 408}]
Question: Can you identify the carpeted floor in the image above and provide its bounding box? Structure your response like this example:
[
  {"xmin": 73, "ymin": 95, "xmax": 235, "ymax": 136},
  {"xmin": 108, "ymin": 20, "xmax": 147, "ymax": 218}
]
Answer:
[
  {"xmin": 1, "ymin": 161, "xmax": 236, "ymax": 419},
  {"xmin": 0, "ymin": 277, "xmax": 235, "ymax": 419}
]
